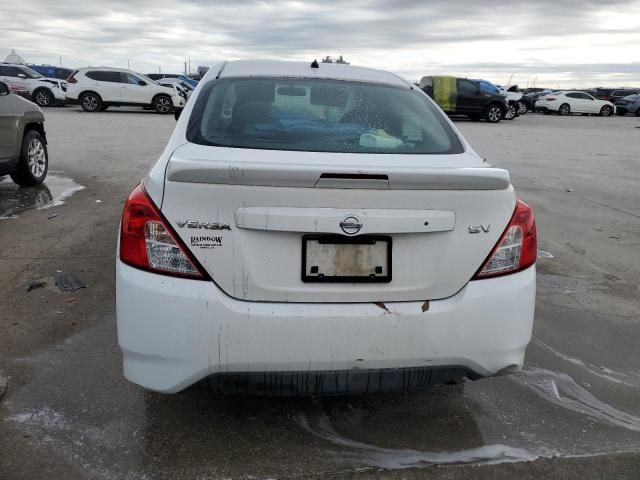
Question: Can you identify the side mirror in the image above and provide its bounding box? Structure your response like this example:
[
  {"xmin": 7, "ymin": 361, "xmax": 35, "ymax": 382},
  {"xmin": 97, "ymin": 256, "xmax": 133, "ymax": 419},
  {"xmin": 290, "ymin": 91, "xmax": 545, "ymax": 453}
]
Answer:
[
  {"xmin": 138, "ymin": 80, "xmax": 147, "ymax": 86},
  {"xmin": 174, "ymin": 108, "xmax": 182, "ymax": 120},
  {"xmin": 0, "ymin": 82, "xmax": 9, "ymax": 96},
  {"xmin": 17, "ymin": 74, "xmax": 27, "ymax": 79}
]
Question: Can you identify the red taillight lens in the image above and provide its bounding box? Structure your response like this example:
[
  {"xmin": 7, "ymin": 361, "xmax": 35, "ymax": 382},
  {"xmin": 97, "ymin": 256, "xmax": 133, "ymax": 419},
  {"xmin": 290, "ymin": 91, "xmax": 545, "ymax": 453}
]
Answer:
[
  {"xmin": 66, "ymin": 72, "xmax": 78, "ymax": 83},
  {"xmin": 120, "ymin": 184, "xmax": 206, "ymax": 279},
  {"xmin": 473, "ymin": 199, "xmax": 537, "ymax": 279}
]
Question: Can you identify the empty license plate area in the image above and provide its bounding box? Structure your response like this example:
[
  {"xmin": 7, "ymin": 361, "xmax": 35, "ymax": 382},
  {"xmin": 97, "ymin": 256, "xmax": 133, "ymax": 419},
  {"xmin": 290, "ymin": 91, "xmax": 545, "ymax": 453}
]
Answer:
[{"xmin": 302, "ymin": 235, "xmax": 392, "ymax": 283}]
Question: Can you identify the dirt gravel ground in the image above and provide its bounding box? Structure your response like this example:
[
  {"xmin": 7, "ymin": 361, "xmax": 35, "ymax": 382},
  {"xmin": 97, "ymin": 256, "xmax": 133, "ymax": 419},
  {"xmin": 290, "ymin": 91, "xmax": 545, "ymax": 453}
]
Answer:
[{"xmin": 0, "ymin": 108, "xmax": 639, "ymax": 479}]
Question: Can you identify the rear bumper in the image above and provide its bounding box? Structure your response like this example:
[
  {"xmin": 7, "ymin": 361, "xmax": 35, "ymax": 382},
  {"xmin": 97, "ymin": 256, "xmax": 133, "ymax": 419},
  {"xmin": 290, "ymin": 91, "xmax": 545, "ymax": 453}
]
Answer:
[{"xmin": 116, "ymin": 261, "xmax": 536, "ymax": 393}]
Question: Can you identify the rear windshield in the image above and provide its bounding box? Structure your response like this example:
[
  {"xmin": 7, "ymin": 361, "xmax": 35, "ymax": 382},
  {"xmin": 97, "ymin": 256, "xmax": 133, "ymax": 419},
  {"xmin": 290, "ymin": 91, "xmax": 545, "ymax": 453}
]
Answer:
[{"xmin": 187, "ymin": 77, "xmax": 463, "ymax": 154}]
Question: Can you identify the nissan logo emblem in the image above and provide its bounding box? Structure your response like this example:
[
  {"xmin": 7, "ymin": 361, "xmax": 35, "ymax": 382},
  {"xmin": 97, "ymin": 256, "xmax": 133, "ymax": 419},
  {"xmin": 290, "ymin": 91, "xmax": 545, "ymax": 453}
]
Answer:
[{"xmin": 339, "ymin": 215, "xmax": 363, "ymax": 235}]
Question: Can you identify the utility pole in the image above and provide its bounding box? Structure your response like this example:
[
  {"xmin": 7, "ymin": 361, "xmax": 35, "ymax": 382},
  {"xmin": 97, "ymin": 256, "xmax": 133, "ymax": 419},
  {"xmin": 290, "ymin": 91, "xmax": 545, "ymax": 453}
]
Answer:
[
  {"xmin": 184, "ymin": 61, "xmax": 187, "ymax": 75},
  {"xmin": 188, "ymin": 57, "xmax": 191, "ymax": 75}
]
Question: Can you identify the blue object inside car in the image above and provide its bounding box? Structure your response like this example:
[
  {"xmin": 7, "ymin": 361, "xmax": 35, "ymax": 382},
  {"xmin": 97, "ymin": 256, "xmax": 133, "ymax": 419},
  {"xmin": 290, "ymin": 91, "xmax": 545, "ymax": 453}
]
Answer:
[{"xmin": 28, "ymin": 64, "xmax": 74, "ymax": 80}]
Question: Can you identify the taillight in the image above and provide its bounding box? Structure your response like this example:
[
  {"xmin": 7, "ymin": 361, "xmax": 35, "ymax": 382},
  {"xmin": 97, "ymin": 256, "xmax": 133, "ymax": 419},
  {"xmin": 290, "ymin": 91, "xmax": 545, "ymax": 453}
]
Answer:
[
  {"xmin": 66, "ymin": 71, "xmax": 78, "ymax": 83},
  {"xmin": 120, "ymin": 184, "xmax": 207, "ymax": 279},
  {"xmin": 473, "ymin": 199, "xmax": 537, "ymax": 279}
]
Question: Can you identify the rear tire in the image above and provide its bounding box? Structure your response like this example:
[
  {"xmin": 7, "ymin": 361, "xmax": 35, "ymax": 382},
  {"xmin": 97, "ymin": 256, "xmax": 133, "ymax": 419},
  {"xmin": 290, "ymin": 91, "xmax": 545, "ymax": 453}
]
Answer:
[
  {"xmin": 153, "ymin": 95, "xmax": 172, "ymax": 114},
  {"xmin": 80, "ymin": 92, "xmax": 102, "ymax": 112},
  {"xmin": 33, "ymin": 88, "xmax": 54, "ymax": 107},
  {"xmin": 599, "ymin": 105, "xmax": 613, "ymax": 116},
  {"xmin": 10, "ymin": 130, "xmax": 48, "ymax": 187},
  {"xmin": 558, "ymin": 103, "xmax": 570, "ymax": 116},
  {"xmin": 484, "ymin": 104, "xmax": 503, "ymax": 123}
]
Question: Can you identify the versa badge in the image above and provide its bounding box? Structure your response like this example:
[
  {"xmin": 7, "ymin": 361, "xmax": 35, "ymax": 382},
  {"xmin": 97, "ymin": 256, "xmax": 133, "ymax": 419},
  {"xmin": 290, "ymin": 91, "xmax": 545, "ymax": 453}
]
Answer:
[{"xmin": 176, "ymin": 220, "xmax": 231, "ymax": 231}]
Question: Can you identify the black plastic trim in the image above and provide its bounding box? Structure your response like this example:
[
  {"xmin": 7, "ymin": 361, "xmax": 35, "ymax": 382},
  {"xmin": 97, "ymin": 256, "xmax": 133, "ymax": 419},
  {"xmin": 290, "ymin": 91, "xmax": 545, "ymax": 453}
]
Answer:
[{"xmin": 200, "ymin": 366, "xmax": 480, "ymax": 396}]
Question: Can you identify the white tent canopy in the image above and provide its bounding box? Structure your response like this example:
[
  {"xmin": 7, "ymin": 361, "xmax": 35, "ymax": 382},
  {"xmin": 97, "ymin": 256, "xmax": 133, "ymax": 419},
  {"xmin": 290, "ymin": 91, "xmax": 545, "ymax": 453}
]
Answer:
[{"xmin": 4, "ymin": 49, "xmax": 26, "ymax": 64}]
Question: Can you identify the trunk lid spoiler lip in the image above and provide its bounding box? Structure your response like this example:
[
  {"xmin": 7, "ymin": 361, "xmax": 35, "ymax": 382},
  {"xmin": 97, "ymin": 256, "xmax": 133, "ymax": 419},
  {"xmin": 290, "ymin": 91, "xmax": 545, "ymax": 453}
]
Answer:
[{"xmin": 166, "ymin": 157, "xmax": 510, "ymax": 191}]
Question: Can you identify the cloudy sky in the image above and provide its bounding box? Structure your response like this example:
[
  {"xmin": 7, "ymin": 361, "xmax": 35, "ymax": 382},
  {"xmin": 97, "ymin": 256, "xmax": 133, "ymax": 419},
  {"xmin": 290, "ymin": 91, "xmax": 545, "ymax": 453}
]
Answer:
[{"xmin": 2, "ymin": 0, "xmax": 640, "ymax": 87}]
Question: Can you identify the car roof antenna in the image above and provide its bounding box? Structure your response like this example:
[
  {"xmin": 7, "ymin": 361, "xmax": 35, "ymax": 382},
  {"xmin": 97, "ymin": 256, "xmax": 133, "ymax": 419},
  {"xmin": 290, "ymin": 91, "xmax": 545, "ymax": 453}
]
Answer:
[{"xmin": 311, "ymin": 59, "xmax": 319, "ymax": 69}]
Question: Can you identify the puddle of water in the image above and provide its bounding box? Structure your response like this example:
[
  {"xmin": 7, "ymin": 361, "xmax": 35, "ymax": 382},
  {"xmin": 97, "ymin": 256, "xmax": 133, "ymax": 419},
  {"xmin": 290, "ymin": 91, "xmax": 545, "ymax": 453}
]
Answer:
[
  {"xmin": 0, "ymin": 171, "xmax": 85, "ymax": 219},
  {"xmin": 533, "ymin": 338, "xmax": 640, "ymax": 387},
  {"xmin": 294, "ymin": 410, "xmax": 543, "ymax": 469},
  {"xmin": 293, "ymin": 365, "xmax": 640, "ymax": 470},
  {"xmin": 515, "ymin": 367, "xmax": 640, "ymax": 432},
  {"xmin": 4, "ymin": 321, "xmax": 640, "ymax": 475}
]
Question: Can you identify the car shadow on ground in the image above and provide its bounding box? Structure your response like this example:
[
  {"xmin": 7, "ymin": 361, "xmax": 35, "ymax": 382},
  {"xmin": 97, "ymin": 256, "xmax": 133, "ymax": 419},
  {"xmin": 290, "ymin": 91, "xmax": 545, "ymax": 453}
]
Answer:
[{"xmin": 139, "ymin": 382, "xmax": 485, "ymax": 475}]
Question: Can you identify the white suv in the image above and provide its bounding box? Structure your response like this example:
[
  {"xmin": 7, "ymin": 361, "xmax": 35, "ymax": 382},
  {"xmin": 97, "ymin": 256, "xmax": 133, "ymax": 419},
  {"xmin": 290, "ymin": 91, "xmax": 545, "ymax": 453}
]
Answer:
[
  {"xmin": 66, "ymin": 67, "xmax": 185, "ymax": 113},
  {"xmin": 116, "ymin": 60, "xmax": 537, "ymax": 395},
  {"xmin": 0, "ymin": 63, "xmax": 67, "ymax": 107}
]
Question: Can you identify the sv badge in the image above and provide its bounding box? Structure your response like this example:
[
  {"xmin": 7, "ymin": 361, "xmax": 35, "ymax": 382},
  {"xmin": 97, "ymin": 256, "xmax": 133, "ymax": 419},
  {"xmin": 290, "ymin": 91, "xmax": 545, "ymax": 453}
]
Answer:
[{"xmin": 468, "ymin": 224, "xmax": 491, "ymax": 234}]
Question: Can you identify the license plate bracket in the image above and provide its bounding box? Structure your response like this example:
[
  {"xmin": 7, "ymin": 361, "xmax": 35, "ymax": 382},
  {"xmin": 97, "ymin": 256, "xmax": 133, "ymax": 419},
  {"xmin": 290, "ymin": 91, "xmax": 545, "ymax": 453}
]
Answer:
[{"xmin": 302, "ymin": 235, "xmax": 392, "ymax": 283}]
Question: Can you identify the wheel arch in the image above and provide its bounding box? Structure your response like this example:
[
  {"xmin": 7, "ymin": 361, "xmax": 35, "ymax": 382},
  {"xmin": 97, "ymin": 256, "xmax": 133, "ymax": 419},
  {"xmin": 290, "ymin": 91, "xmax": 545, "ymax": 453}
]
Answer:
[
  {"xmin": 487, "ymin": 101, "xmax": 505, "ymax": 112},
  {"xmin": 80, "ymin": 90, "xmax": 102, "ymax": 100},
  {"xmin": 32, "ymin": 86, "xmax": 52, "ymax": 96},
  {"xmin": 24, "ymin": 122, "xmax": 47, "ymax": 144},
  {"xmin": 151, "ymin": 92, "xmax": 172, "ymax": 104}
]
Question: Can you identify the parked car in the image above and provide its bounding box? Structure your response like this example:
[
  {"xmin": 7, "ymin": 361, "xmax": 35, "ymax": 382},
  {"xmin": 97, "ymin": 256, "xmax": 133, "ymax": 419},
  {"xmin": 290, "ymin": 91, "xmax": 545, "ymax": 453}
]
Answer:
[
  {"xmin": 614, "ymin": 94, "xmax": 640, "ymax": 116},
  {"xmin": 532, "ymin": 90, "xmax": 560, "ymax": 112},
  {"xmin": 609, "ymin": 89, "xmax": 640, "ymax": 104},
  {"xmin": 498, "ymin": 85, "xmax": 526, "ymax": 115},
  {"xmin": 4, "ymin": 81, "xmax": 31, "ymax": 100},
  {"xmin": 522, "ymin": 90, "xmax": 552, "ymax": 112},
  {"xmin": 28, "ymin": 64, "xmax": 74, "ymax": 81},
  {"xmin": 65, "ymin": 67, "xmax": 186, "ymax": 113},
  {"xmin": 0, "ymin": 81, "xmax": 48, "ymax": 186},
  {"xmin": 0, "ymin": 63, "xmax": 67, "ymax": 107},
  {"xmin": 475, "ymin": 80, "xmax": 516, "ymax": 120},
  {"xmin": 156, "ymin": 78, "xmax": 194, "ymax": 99},
  {"xmin": 475, "ymin": 80, "xmax": 522, "ymax": 119},
  {"xmin": 593, "ymin": 88, "xmax": 615, "ymax": 101},
  {"xmin": 420, "ymin": 76, "xmax": 508, "ymax": 123},
  {"xmin": 536, "ymin": 91, "xmax": 615, "ymax": 116},
  {"xmin": 146, "ymin": 73, "xmax": 199, "ymax": 88},
  {"xmin": 117, "ymin": 60, "xmax": 537, "ymax": 395}
]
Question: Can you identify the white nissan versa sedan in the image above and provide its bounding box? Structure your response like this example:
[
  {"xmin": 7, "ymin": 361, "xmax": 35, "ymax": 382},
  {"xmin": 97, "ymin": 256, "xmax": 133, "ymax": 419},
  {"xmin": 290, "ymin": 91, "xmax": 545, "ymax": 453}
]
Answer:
[{"xmin": 116, "ymin": 60, "xmax": 537, "ymax": 395}]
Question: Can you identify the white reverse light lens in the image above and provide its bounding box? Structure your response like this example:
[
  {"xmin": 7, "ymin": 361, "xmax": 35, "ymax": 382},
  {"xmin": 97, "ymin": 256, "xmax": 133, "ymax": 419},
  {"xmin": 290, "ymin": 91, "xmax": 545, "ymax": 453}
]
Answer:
[
  {"xmin": 479, "ymin": 225, "xmax": 522, "ymax": 276},
  {"xmin": 144, "ymin": 221, "xmax": 198, "ymax": 275}
]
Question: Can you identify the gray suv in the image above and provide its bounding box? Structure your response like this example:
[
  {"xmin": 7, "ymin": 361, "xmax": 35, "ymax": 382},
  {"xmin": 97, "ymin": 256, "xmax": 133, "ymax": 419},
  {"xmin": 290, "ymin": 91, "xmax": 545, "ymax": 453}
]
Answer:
[{"xmin": 0, "ymin": 81, "xmax": 48, "ymax": 186}]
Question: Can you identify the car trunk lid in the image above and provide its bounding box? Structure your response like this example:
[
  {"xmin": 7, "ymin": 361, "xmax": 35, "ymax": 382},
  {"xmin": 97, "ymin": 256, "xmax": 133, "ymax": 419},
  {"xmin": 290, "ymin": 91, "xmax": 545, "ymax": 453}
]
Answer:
[{"xmin": 159, "ymin": 143, "xmax": 515, "ymax": 303}]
